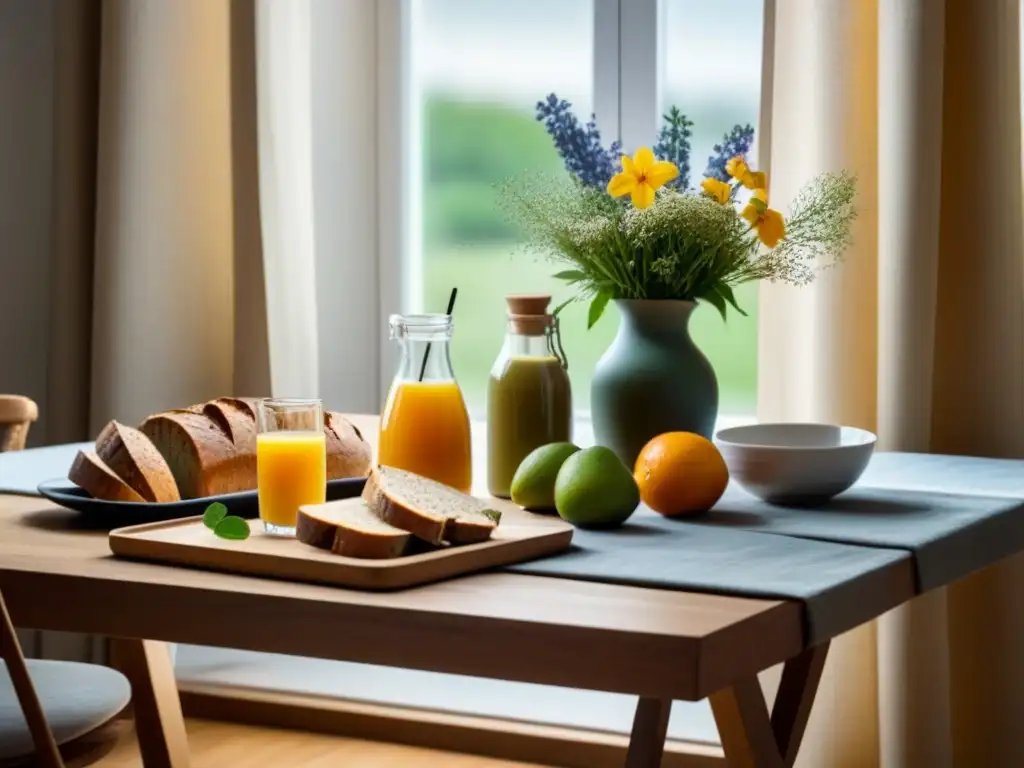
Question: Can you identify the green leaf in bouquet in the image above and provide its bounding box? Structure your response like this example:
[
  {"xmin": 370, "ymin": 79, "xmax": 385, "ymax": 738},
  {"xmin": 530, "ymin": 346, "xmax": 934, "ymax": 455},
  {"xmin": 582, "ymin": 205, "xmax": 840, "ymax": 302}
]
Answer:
[
  {"xmin": 214, "ymin": 516, "xmax": 251, "ymax": 540},
  {"xmin": 203, "ymin": 502, "xmax": 228, "ymax": 530},
  {"xmin": 702, "ymin": 287, "xmax": 729, "ymax": 323},
  {"xmin": 718, "ymin": 283, "xmax": 748, "ymax": 317},
  {"xmin": 552, "ymin": 296, "xmax": 576, "ymax": 316},
  {"xmin": 552, "ymin": 269, "xmax": 586, "ymax": 282},
  {"xmin": 587, "ymin": 292, "xmax": 611, "ymax": 329}
]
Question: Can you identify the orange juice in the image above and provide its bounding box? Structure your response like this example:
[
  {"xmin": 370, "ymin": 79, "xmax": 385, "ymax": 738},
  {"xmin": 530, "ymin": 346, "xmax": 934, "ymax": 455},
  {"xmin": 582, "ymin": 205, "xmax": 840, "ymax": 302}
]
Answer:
[
  {"xmin": 378, "ymin": 381, "xmax": 472, "ymax": 492},
  {"xmin": 256, "ymin": 431, "xmax": 327, "ymax": 529}
]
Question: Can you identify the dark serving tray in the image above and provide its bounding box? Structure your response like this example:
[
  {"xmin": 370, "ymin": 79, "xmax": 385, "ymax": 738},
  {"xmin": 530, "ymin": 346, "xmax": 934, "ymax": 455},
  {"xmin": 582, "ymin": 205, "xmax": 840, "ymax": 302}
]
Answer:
[{"xmin": 37, "ymin": 477, "xmax": 367, "ymax": 527}]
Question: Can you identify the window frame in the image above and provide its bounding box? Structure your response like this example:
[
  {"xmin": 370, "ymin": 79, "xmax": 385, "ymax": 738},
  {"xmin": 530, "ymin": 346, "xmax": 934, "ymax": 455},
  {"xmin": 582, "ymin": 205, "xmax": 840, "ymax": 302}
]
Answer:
[{"xmin": 594, "ymin": 0, "xmax": 662, "ymax": 153}]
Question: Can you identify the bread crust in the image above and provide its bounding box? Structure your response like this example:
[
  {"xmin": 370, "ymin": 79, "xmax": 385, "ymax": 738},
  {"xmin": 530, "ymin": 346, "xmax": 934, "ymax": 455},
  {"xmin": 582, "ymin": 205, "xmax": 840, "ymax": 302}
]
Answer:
[
  {"xmin": 140, "ymin": 411, "xmax": 243, "ymax": 498},
  {"xmin": 296, "ymin": 499, "xmax": 411, "ymax": 558},
  {"xmin": 95, "ymin": 421, "xmax": 180, "ymax": 502},
  {"xmin": 204, "ymin": 399, "xmax": 257, "ymax": 453},
  {"xmin": 362, "ymin": 467, "xmax": 448, "ymax": 545},
  {"xmin": 69, "ymin": 450, "xmax": 146, "ymax": 503},
  {"xmin": 444, "ymin": 515, "xmax": 499, "ymax": 545},
  {"xmin": 325, "ymin": 412, "xmax": 372, "ymax": 479},
  {"xmin": 362, "ymin": 465, "xmax": 499, "ymax": 545}
]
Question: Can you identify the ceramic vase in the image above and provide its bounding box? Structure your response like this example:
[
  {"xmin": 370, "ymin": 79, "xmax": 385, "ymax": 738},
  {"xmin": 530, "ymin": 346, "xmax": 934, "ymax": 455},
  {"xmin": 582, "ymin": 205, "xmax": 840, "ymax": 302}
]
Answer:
[{"xmin": 590, "ymin": 299, "xmax": 718, "ymax": 467}]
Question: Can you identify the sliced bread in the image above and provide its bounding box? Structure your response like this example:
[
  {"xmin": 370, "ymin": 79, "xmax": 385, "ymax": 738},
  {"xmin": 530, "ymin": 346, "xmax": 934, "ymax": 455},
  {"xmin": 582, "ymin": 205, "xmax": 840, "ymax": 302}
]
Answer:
[
  {"xmin": 325, "ymin": 412, "xmax": 372, "ymax": 479},
  {"xmin": 363, "ymin": 465, "xmax": 501, "ymax": 545},
  {"xmin": 68, "ymin": 450, "xmax": 145, "ymax": 503},
  {"xmin": 296, "ymin": 498, "xmax": 412, "ymax": 558},
  {"xmin": 95, "ymin": 421, "xmax": 180, "ymax": 502},
  {"xmin": 140, "ymin": 410, "xmax": 247, "ymax": 498}
]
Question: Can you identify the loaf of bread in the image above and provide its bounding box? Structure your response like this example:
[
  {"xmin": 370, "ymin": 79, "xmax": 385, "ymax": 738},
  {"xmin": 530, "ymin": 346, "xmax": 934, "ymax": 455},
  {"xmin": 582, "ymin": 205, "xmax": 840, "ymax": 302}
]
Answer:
[
  {"xmin": 72, "ymin": 398, "xmax": 371, "ymax": 503},
  {"xmin": 296, "ymin": 498, "xmax": 412, "ymax": 558},
  {"xmin": 325, "ymin": 411, "xmax": 372, "ymax": 481},
  {"xmin": 141, "ymin": 408, "xmax": 245, "ymax": 498},
  {"xmin": 362, "ymin": 465, "xmax": 501, "ymax": 545},
  {"xmin": 203, "ymin": 398, "xmax": 258, "ymax": 452},
  {"xmin": 95, "ymin": 421, "xmax": 180, "ymax": 502},
  {"xmin": 68, "ymin": 451, "xmax": 146, "ymax": 503}
]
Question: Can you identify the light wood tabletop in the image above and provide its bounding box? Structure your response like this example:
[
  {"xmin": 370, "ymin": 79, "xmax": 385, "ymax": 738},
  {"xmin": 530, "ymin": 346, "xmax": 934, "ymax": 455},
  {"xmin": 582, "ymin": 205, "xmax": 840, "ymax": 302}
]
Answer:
[
  {"xmin": 0, "ymin": 492, "xmax": 802, "ymax": 703},
  {"xmin": 0, "ymin": 414, "xmax": 915, "ymax": 767}
]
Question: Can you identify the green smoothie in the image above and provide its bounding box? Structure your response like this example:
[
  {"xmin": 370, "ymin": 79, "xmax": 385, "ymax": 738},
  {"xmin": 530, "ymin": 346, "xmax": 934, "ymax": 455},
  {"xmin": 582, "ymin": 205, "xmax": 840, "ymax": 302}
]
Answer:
[{"xmin": 487, "ymin": 355, "xmax": 572, "ymax": 498}]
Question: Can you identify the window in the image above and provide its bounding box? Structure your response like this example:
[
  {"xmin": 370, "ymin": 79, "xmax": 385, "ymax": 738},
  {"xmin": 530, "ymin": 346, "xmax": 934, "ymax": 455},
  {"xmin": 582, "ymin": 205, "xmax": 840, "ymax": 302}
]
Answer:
[
  {"xmin": 411, "ymin": 0, "xmax": 765, "ymax": 418},
  {"xmin": 413, "ymin": 0, "xmax": 595, "ymax": 415},
  {"xmin": 662, "ymin": 0, "xmax": 764, "ymax": 414}
]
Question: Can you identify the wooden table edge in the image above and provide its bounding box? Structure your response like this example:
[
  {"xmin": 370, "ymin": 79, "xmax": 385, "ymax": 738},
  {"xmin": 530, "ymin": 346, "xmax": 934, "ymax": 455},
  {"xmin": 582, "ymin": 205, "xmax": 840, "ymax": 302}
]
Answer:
[{"xmin": 0, "ymin": 562, "xmax": 803, "ymax": 703}]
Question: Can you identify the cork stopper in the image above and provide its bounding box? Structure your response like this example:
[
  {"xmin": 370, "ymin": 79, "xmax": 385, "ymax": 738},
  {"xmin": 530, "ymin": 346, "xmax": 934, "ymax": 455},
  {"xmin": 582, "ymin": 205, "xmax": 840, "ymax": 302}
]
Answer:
[{"xmin": 506, "ymin": 294, "xmax": 552, "ymax": 335}]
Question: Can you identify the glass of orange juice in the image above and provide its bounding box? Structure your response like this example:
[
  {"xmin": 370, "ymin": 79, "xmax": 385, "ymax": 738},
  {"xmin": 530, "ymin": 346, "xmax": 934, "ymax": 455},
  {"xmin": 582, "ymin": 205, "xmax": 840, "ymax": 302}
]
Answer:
[
  {"xmin": 379, "ymin": 314, "xmax": 472, "ymax": 492},
  {"xmin": 256, "ymin": 398, "xmax": 326, "ymax": 535}
]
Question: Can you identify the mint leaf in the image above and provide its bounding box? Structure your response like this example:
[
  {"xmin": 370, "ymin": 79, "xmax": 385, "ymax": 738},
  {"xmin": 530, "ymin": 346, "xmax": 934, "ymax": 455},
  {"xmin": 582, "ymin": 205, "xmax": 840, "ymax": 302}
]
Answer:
[
  {"xmin": 214, "ymin": 516, "xmax": 250, "ymax": 540},
  {"xmin": 203, "ymin": 502, "xmax": 228, "ymax": 530}
]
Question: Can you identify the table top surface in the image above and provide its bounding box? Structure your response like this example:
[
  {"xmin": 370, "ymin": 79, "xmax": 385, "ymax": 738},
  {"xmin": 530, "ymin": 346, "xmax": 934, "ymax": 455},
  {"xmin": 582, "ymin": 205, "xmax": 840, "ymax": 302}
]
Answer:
[{"xmin": 0, "ymin": 414, "xmax": 912, "ymax": 701}]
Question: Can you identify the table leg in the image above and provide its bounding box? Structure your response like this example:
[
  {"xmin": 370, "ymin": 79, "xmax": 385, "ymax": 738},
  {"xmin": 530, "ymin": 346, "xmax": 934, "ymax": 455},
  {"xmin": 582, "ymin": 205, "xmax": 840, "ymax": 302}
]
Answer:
[
  {"xmin": 0, "ymin": 589, "xmax": 64, "ymax": 768},
  {"xmin": 625, "ymin": 696, "xmax": 672, "ymax": 767},
  {"xmin": 111, "ymin": 639, "xmax": 190, "ymax": 768},
  {"xmin": 709, "ymin": 641, "xmax": 830, "ymax": 768},
  {"xmin": 770, "ymin": 641, "xmax": 829, "ymax": 764}
]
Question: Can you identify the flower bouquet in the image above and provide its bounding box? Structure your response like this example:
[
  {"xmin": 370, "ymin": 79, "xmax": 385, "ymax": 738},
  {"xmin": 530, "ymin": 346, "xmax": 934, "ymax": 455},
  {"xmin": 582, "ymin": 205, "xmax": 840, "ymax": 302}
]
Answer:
[
  {"xmin": 500, "ymin": 94, "xmax": 857, "ymax": 463},
  {"xmin": 502, "ymin": 94, "xmax": 857, "ymax": 327}
]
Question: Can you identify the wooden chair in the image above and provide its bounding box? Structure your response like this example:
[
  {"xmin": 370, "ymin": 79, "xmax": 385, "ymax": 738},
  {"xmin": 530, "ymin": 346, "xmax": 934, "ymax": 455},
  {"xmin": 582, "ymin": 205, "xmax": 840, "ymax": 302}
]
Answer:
[
  {"xmin": 0, "ymin": 396, "xmax": 132, "ymax": 766},
  {"xmin": 0, "ymin": 397, "xmax": 38, "ymax": 453}
]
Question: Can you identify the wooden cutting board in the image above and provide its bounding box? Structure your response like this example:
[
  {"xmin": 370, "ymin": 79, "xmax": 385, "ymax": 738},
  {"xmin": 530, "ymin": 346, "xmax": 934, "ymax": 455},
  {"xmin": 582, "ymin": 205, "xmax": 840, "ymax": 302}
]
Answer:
[{"xmin": 108, "ymin": 502, "xmax": 574, "ymax": 590}]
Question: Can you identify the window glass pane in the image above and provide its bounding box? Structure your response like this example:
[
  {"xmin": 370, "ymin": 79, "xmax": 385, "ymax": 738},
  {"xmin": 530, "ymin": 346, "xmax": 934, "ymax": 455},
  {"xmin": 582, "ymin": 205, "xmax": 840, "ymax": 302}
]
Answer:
[
  {"xmin": 414, "ymin": 0, "xmax": 764, "ymax": 418},
  {"xmin": 662, "ymin": 0, "xmax": 764, "ymax": 414},
  {"xmin": 415, "ymin": 0, "xmax": 594, "ymax": 417}
]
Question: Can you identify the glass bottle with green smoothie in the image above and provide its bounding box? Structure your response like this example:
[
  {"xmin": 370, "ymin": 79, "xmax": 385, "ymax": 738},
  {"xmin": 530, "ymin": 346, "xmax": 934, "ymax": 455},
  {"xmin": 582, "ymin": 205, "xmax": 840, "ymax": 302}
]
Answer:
[{"xmin": 487, "ymin": 295, "xmax": 572, "ymax": 498}]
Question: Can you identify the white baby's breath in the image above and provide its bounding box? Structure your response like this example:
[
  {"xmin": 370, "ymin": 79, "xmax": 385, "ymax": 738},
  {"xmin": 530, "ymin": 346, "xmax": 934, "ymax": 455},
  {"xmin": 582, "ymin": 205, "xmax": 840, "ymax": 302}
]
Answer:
[{"xmin": 498, "ymin": 170, "xmax": 857, "ymax": 320}]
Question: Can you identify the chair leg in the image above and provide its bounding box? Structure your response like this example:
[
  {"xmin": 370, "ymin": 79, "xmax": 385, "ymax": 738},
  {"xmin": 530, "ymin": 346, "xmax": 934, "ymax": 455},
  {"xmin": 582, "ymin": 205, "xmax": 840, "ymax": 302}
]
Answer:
[
  {"xmin": 0, "ymin": 590, "xmax": 64, "ymax": 768},
  {"xmin": 709, "ymin": 642, "xmax": 830, "ymax": 768},
  {"xmin": 625, "ymin": 696, "xmax": 672, "ymax": 768},
  {"xmin": 110, "ymin": 640, "xmax": 190, "ymax": 768}
]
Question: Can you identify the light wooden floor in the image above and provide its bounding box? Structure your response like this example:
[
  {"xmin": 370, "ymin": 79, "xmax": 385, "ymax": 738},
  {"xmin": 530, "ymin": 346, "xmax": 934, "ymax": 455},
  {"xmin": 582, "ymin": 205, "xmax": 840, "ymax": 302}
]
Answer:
[{"xmin": 93, "ymin": 718, "xmax": 541, "ymax": 768}]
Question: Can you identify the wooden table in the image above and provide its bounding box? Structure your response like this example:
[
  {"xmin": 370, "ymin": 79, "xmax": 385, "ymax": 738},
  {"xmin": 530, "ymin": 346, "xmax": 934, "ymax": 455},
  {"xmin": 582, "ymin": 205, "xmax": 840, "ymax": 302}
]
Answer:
[{"xmin": 0, "ymin": 415, "xmax": 916, "ymax": 768}]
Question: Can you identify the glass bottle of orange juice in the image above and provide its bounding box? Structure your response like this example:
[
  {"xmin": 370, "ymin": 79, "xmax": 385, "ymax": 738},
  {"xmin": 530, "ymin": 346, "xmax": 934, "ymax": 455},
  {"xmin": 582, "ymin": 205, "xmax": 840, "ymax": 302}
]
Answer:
[{"xmin": 378, "ymin": 314, "xmax": 472, "ymax": 492}]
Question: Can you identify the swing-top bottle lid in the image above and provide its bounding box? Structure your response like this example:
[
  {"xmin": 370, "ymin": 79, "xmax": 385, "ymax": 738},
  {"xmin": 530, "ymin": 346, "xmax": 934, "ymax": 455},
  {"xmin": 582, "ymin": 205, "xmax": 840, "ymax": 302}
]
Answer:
[{"xmin": 506, "ymin": 294, "xmax": 551, "ymax": 335}]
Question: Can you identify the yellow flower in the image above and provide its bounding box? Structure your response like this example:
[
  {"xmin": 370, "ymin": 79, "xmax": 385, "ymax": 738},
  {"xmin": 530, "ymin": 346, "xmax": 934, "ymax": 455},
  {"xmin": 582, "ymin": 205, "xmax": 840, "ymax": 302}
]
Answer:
[
  {"xmin": 726, "ymin": 156, "xmax": 767, "ymax": 190},
  {"xmin": 741, "ymin": 188, "xmax": 786, "ymax": 248},
  {"xmin": 725, "ymin": 156, "xmax": 749, "ymax": 181},
  {"xmin": 744, "ymin": 170, "xmax": 767, "ymax": 190},
  {"xmin": 607, "ymin": 147, "xmax": 679, "ymax": 209},
  {"xmin": 701, "ymin": 178, "xmax": 732, "ymax": 205}
]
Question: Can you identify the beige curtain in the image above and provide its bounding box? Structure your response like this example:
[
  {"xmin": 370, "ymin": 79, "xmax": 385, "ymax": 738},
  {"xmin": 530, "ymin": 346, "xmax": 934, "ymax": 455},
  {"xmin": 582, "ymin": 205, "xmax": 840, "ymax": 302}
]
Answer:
[
  {"xmin": 0, "ymin": 0, "xmax": 328, "ymax": 659},
  {"xmin": 761, "ymin": 0, "xmax": 1024, "ymax": 765},
  {"xmin": 2, "ymin": 0, "xmax": 276, "ymax": 442},
  {"xmin": 90, "ymin": 0, "xmax": 272, "ymax": 429}
]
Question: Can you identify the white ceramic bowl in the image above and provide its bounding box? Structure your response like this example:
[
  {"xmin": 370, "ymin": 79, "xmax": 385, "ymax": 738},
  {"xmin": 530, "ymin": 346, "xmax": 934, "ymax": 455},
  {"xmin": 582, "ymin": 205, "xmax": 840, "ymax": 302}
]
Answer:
[{"xmin": 715, "ymin": 423, "xmax": 876, "ymax": 505}]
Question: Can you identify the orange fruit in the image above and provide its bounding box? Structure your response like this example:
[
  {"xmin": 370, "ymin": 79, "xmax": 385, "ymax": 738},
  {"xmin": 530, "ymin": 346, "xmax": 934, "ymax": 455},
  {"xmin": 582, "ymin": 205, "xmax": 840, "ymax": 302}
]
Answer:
[{"xmin": 633, "ymin": 432, "xmax": 728, "ymax": 516}]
